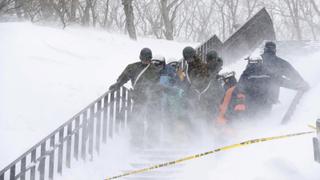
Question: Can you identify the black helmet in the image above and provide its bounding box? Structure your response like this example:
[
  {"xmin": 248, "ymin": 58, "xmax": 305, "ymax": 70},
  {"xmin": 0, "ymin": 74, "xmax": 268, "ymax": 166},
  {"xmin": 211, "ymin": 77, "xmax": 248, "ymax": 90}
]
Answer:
[
  {"xmin": 140, "ymin": 48, "xmax": 152, "ymax": 61},
  {"xmin": 264, "ymin": 41, "xmax": 276, "ymax": 54},
  {"xmin": 206, "ymin": 50, "xmax": 218, "ymax": 61},
  {"xmin": 183, "ymin": 46, "xmax": 196, "ymax": 61}
]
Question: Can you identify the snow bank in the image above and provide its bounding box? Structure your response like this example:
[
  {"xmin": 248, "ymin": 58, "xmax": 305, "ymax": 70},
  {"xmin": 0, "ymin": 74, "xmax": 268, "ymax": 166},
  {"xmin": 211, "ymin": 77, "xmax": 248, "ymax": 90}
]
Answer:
[{"xmin": 0, "ymin": 22, "xmax": 191, "ymax": 169}]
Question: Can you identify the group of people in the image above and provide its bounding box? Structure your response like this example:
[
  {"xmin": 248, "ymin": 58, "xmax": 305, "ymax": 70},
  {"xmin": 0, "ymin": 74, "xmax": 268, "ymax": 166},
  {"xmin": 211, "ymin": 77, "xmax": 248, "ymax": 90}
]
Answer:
[{"xmin": 109, "ymin": 41, "xmax": 309, "ymax": 147}]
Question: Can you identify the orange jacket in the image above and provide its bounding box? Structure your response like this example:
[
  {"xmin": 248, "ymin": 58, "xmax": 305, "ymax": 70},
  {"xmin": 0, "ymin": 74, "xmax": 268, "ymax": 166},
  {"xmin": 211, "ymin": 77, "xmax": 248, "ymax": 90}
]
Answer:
[{"xmin": 216, "ymin": 86, "xmax": 246, "ymax": 125}]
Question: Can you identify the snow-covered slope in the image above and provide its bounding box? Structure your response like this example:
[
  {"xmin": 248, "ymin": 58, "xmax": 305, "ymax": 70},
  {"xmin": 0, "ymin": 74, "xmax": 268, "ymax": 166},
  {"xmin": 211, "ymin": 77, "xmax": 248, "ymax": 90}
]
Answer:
[
  {"xmin": 58, "ymin": 46, "xmax": 320, "ymax": 180},
  {"xmin": 0, "ymin": 22, "xmax": 191, "ymax": 169},
  {"xmin": 1, "ymin": 22, "xmax": 320, "ymax": 180}
]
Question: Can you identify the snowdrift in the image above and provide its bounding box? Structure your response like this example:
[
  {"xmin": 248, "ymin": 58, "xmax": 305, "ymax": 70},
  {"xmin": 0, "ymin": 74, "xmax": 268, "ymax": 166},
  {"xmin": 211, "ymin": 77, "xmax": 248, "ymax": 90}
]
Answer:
[{"xmin": 1, "ymin": 22, "xmax": 320, "ymax": 180}]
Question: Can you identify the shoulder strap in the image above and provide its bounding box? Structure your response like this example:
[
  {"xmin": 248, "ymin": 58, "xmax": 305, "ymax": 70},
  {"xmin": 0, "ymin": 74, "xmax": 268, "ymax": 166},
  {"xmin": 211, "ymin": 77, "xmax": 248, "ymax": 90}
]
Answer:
[
  {"xmin": 185, "ymin": 62, "xmax": 191, "ymax": 84},
  {"xmin": 133, "ymin": 64, "xmax": 151, "ymax": 88}
]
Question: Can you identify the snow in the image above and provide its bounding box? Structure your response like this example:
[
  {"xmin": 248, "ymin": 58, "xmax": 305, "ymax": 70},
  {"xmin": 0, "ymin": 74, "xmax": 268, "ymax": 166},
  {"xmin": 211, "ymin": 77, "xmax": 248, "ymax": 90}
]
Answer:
[
  {"xmin": 0, "ymin": 22, "xmax": 191, "ymax": 169},
  {"xmin": 1, "ymin": 22, "xmax": 320, "ymax": 179}
]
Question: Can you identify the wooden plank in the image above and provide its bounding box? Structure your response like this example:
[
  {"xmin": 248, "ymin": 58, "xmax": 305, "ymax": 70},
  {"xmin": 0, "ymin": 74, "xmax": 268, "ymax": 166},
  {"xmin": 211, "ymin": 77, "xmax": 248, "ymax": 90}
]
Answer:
[
  {"xmin": 30, "ymin": 149, "xmax": 36, "ymax": 180},
  {"xmin": 20, "ymin": 157, "xmax": 26, "ymax": 180},
  {"xmin": 95, "ymin": 100, "xmax": 102, "ymax": 154},
  {"xmin": 81, "ymin": 111, "xmax": 88, "ymax": 161},
  {"xmin": 102, "ymin": 94, "xmax": 109, "ymax": 143},
  {"xmin": 49, "ymin": 136, "xmax": 55, "ymax": 180},
  {"xmin": 57, "ymin": 129, "xmax": 64, "ymax": 174},
  {"xmin": 66, "ymin": 123, "xmax": 72, "ymax": 168},
  {"xmin": 39, "ymin": 142, "xmax": 46, "ymax": 180},
  {"xmin": 74, "ymin": 116, "xmax": 80, "ymax": 160}
]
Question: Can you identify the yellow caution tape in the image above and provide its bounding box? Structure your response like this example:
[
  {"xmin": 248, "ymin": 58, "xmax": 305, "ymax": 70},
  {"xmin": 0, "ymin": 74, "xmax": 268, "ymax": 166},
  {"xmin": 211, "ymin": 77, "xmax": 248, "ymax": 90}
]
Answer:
[{"xmin": 104, "ymin": 130, "xmax": 314, "ymax": 180}]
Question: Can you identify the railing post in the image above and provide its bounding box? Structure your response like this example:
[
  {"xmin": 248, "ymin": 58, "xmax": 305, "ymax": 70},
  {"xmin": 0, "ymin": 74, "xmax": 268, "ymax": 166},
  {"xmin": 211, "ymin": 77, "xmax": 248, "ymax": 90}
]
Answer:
[
  {"xmin": 30, "ymin": 149, "xmax": 36, "ymax": 180},
  {"xmin": 9, "ymin": 164, "xmax": 15, "ymax": 180},
  {"xmin": 109, "ymin": 91, "xmax": 115, "ymax": 138},
  {"xmin": 121, "ymin": 87, "xmax": 127, "ymax": 129},
  {"xmin": 20, "ymin": 157, "xmax": 26, "ymax": 180},
  {"xmin": 39, "ymin": 142, "xmax": 46, "ymax": 180},
  {"xmin": 66, "ymin": 123, "xmax": 72, "ymax": 168},
  {"xmin": 88, "ymin": 105, "xmax": 95, "ymax": 160},
  {"xmin": 126, "ymin": 89, "xmax": 133, "ymax": 128},
  {"xmin": 313, "ymin": 119, "xmax": 320, "ymax": 163},
  {"xmin": 74, "ymin": 116, "xmax": 80, "ymax": 160},
  {"xmin": 96, "ymin": 100, "xmax": 102, "ymax": 154},
  {"xmin": 49, "ymin": 136, "xmax": 55, "ymax": 180},
  {"xmin": 102, "ymin": 94, "xmax": 109, "ymax": 143},
  {"xmin": 57, "ymin": 129, "xmax": 64, "ymax": 174},
  {"xmin": 115, "ymin": 89, "xmax": 121, "ymax": 133},
  {"xmin": 81, "ymin": 111, "xmax": 88, "ymax": 161},
  {"xmin": 0, "ymin": 173, "xmax": 4, "ymax": 180}
]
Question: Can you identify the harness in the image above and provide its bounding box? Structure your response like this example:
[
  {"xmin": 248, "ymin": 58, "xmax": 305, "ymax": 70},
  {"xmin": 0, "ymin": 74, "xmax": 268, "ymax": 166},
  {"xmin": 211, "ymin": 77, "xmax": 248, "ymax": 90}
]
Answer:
[{"xmin": 194, "ymin": 80, "xmax": 212, "ymax": 100}]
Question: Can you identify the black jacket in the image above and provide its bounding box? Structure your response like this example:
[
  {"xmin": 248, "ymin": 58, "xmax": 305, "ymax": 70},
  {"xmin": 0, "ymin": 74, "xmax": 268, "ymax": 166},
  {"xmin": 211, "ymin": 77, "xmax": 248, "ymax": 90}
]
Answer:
[
  {"xmin": 111, "ymin": 62, "xmax": 161, "ymax": 103},
  {"xmin": 239, "ymin": 52, "xmax": 308, "ymax": 107}
]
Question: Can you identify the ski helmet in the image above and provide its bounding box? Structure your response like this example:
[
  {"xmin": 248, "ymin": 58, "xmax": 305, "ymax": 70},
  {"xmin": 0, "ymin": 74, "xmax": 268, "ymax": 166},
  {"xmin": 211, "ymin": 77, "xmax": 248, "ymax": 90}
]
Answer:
[
  {"xmin": 183, "ymin": 46, "xmax": 196, "ymax": 61},
  {"xmin": 140, "ymin": 48, "xmax": 152, "ymax": 61},
  {"xmin": 264, "ymin": 41, "xmax": 276, "ymax": 54}
]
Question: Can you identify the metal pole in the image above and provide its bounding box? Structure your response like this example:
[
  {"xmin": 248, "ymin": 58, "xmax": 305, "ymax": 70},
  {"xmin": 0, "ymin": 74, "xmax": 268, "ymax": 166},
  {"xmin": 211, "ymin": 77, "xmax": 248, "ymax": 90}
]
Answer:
[{"xmin": 313, "ymin": 119, "xmax": 320, "ymax": 163}]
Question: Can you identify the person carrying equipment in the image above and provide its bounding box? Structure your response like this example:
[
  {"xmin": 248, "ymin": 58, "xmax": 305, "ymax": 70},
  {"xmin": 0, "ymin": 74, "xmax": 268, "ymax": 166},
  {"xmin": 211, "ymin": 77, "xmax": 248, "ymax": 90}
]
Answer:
[{"xmin": 237, "ymin": 41, "xmax": 309, "ymax": 118}]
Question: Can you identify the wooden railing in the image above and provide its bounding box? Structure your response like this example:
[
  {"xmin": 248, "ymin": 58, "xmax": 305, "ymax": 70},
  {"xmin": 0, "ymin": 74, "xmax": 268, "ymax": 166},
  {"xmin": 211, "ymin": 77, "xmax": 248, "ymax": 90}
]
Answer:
[{"xmin": 0, "ymin": 87, "xmax": 132, "ymax": 180}]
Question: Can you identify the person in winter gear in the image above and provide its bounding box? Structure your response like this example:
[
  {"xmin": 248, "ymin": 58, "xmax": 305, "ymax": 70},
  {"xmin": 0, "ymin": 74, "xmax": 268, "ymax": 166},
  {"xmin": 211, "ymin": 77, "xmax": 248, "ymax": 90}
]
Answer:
[
  {"xmin": 108, "ymin": 48, "xmax": 161, "ymax": 147},
  {"xmin": 216, "ymin": 72, "xmax": 246, "ymax": 125},
  {"xmin": 178, "ymin": 46, "xmax": 209, "ymax": 94},
  {"xmin": 237, "ymin": 41, "xmax": 309, "ymax": 118},
  {"xmin": 176, "ymin": 46, "xmax": 209, "ymax": 135},
  {"xmin": 206, "ymin": 50, "xmax": 223, "ymax": 74},
  {"xmin": 157, "ymin": 59, "xmax": 186, "ymax": 140},
  {"xmin": 109, "ymin": 48, "xmax": 157, "ymax": 92},
  {"xmin": 199, "ymin": 50, "xmax": 224, "ymax": 123},
  {"xmin": 183, "ymin": 46, "xmax": 197, "ymax": 62}
]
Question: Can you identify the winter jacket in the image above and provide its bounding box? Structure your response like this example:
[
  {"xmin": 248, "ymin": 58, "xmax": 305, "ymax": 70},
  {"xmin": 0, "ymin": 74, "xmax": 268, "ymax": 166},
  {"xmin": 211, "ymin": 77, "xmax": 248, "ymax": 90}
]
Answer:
[
  {"xmin": 110, "ymin": 61, "xmax": 161, "ymax": 104},
  {"xmin": 238, "ymin": 52, "xmax": 308, "ymax": 114}
]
